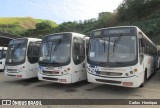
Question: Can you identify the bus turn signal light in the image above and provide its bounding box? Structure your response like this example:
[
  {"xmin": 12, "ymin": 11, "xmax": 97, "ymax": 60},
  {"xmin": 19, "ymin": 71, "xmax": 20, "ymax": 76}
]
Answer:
[
  {"xmin": 134, "ymin": 68, "xmax": 138, "ymax": 72},
  {"xmin": 67, "ymin": 68, "xmax": 70, "ymax": 71}
]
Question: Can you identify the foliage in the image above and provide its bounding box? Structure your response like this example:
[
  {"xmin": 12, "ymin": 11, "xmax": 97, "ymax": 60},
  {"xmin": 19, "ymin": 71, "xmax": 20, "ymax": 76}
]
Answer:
[
  {"xmin": 0, "ymin": 17, "xmax": 57, "ymax": 37},
  {"xmin": 0, "ymin": 0, "xmax": 160, "ymax": 44},
  {"xmin": 23, "ymin": 21, "xmax": 57, "ymax": 38},
  {"xmin": 116, "ymin": 0, "xmax": 160, "ymax": 44}
]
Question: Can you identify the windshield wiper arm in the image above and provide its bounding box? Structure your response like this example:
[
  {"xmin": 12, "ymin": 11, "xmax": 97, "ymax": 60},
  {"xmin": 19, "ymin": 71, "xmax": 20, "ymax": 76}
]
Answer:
[
  {"xmin": 113, "ymin": 39, "xmax": 116, "ymax": 53},
  {"xmin": 50, "ymin": 39, "xmax": 62, "ymax": 64},
  {"xmin": 9, "ymin": 43, "xmax": 21, "ymax": 63},
  {"xmin": 114, "ymin": 62, "xmax": 126, "ymax": 64},
  {"xmin": 112, "ymin": 36, "xmax": 122, "ymax": 53}
]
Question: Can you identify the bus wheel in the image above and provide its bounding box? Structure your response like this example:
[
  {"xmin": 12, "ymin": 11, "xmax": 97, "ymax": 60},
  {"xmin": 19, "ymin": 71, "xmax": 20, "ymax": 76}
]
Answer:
[{"xmin": 139, "ymin": 71, "xmax": 147, "ymax": 88}]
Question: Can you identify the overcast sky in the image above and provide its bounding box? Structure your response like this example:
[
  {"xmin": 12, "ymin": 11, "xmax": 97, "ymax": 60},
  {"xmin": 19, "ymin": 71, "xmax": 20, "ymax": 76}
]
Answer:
[{"xmin": 0, "ymin": 0, "xmax": 123, "ymax": 24}]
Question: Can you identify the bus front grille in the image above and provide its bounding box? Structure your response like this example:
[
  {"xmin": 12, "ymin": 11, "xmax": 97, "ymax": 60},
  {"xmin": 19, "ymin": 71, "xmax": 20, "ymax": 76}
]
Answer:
[
  {"xmin": 7, "ymin": 74, "xmax": 16, "ymax": 77},
  {"xmin": 96, "ymin": 79, "xmax": 122, "ymax": 84},
  {"xmin": 43, "ymin": 71, "xmax": 59, "ymax": 75},
  {"xmin": 7, "ymin": 69, "xmax": 18, "ymax": 73},
  {"xmin": 99, "ymin": 71, "xmax": 122, "ymax": 76},
  {"xmin": 42, "ymin": 77, "xmax": 58, "ymax": 81}
]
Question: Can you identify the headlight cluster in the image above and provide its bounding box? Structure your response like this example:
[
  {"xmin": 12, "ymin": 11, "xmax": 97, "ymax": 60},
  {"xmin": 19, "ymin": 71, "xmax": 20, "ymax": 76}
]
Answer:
[{"xmin": 87, "ymin": 66, "xmax": 97, "ymax": 75}]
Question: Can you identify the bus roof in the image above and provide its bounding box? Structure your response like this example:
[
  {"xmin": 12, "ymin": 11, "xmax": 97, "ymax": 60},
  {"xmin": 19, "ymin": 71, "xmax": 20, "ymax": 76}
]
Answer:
[
  {"xmin": 91, "ymin": 26, "xmax": 157, "ymax": 47},
  {"xmin": 11, "ymin": 37, "xmax": 42, "ymax": 41},
  {"xmin": 91, "ymin": 26, "xmax": 138, "ymax": 31},
  {"xmin": 45, "ymin": 32, "xmax": 86, "ymax": 38}
]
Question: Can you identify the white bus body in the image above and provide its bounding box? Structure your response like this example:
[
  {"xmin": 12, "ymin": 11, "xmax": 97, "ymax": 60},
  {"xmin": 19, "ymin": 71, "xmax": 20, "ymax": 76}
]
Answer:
[
  {"xmin": 38, "ymin": 32, "xmax": 88, "ymax": 83},
  {"xmin": 87, "ymin": 26, "xmax": 157, "ymax": 88},
  {"xmin": 4, "ymin": 38, "xmax": 41, "ymax": 79},
  {"xmin": 0, "ymin": 47, "xmax": 7, "ymax": 71}
]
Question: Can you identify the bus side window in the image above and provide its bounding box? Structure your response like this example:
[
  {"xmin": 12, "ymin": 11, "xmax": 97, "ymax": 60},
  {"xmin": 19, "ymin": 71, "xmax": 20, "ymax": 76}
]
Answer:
[
  {"xmin": 27, "ymin": 41, "xmax": 41, "ymax": 64},
  {"xmin": 72, "ymin": 38, "xmax": 85, "ymax": 65},
  {"xmin": 139, "ymin": 38, "xmax": 143, "ymax": 54},
  {"xmin": 139, "ymin": 32, "xmax": 145, "ymax": 54}
]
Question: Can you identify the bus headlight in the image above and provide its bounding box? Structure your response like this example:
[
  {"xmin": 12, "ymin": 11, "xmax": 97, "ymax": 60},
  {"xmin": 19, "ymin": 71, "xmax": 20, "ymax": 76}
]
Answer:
[
  {"xmin": 18, "ymin": 66, "xmax": 25, "ymax": 72},
  {"xmin": 130, "ymin": 71, "xmax": 133, "ymax": 74},
  {"xmin": 87, "ymin": 68, "xmax": 92, "ymax": 74},
  {"xmin": 18, "ymin": 69, "xmax": 22, "ymax": 72},
  {"xmin": 125, "ymin": 73, "xmax": 129, "ymax": 76},
  {"xmin": 87, "ymin": 66, "xmax": 90, "ymax": 71}
]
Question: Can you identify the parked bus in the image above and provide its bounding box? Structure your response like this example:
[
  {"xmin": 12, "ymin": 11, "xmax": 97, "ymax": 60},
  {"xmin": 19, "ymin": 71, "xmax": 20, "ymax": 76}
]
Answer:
[
  {"xmin": 87, "ymin": 26, "xmax": 157, "ymax": 88},
  {"xmin": 4, "ymin": 38, "xmax": 41, "ymax": 79},
  {"xmin": 38, "ymin": 32, "xmax": 88, "ymax": 83},
  {"xmin": 0, "ymin": 47, "xmax": 7, "ymax": 71}
]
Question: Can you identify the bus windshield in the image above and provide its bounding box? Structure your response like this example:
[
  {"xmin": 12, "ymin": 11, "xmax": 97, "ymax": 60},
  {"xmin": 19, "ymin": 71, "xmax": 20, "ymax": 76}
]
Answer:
[
  {"xmin": 39, "ymin": 34, "xmax": 71, "ymax": 65},
  {"xmin": 89, "ymin": 36, "xmax": 137, "ymax": 66},
  {"xmin": 6, "ymin": 39, "xmax": 27, "ymax": 64},
  {"xmin": 89, "ymin": 37, "xmax": 109, "ymax": 63}
]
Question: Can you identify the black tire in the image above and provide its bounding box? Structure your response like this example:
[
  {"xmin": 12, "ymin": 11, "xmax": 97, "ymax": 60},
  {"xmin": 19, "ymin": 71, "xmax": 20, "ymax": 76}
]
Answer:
[{"xmin": 139, "ymin": 70, "xmax": 147, "ymax": 88}]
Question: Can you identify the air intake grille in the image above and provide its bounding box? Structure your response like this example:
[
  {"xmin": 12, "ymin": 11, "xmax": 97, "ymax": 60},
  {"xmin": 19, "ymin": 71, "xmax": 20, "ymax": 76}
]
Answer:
[
  {"xmin": 99, "ymin": 71, "xmax": 122, "ymax": 76},
  {"xmin": 42, "ymin": 77, "xmax": 58, "ymax": 81},
  {"xmin": 96, "ymin": 79, "xmax": 122, "ymax": 84}
]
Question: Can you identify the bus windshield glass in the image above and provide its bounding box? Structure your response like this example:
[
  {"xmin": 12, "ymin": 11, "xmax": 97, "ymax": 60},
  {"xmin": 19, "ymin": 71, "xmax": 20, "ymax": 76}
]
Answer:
[
  {"xmin": 6, "ymin": 39, "xmax": 27, "ymax": 63},
  {"xmin": 39, "ymin": 34, "xmax": 71, "ymax": 65},
  {"xmin": 89, "ymin": 38, "xmax": 109, "ymax": 63},
  {"xmin": 108, "ymin": 36, "xmax": 136, "ymax": 63},
  {"xmin": 89, "ymin": 30, "xmax": 137, "ymax": 66}
]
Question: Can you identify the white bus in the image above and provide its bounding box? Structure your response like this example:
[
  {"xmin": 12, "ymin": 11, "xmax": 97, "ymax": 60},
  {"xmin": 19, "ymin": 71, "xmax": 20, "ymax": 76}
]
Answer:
[
  {"xmin": 0, "ymin": 47, "xmax": 7, "ymax": 71},
  {"xmin": 38, "ymin": 32, "xmax": 88, "ymax": 83},
  {"xmin": 4, "ymin": 38, "xmax": 41, "ymax": 79},
  {"xmin": 87, "ymin": 26, "xmax": 157, "ymax": 88}
]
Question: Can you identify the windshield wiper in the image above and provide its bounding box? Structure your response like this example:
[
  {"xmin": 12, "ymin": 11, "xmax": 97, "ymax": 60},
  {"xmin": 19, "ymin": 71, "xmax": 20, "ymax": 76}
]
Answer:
[
  {"xmin": 9, "ymin": 43, "xmax": 21, "ymax": 63},
  {"xmin": 52, "ymin": 61, "xmax": 61, "ymax": 65},
  {"xmin": 112, "ymin": 36, "xmax": 122, "ymax": 53},
  {"xmin": 103, "ymin": 39, "xmax": 106, "ymax": 52},
  {"xmin": 114, "ymin": 62, "xmax": 126, "ymax": 64},
  {"xmin": 50, "ymin": 39, "xmax": 62, "ymax": 64},
  {"xmin": 113, "ymin": 39, "xmax": 116, "ymax": 53}
]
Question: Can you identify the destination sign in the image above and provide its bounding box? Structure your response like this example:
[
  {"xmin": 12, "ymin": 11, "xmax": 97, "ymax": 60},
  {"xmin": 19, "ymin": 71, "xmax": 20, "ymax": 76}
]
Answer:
[
  {"xmin": 93, "ymin": 31, "xmax": 102, "ymax": 36},
  {"xmin": 48, "ymin": 35, "xmax": 63, "ymax": 40},
  {"xmin": 104, "ymin": 28, "xmax": 135, "ymax": 36},
  {"xmin": 10, "ymin": 39, "xmax": 26, "ymax": 44},
  {"xmin": 91, "ymin": 27, "xmax": 135, "ymax": 37}
]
